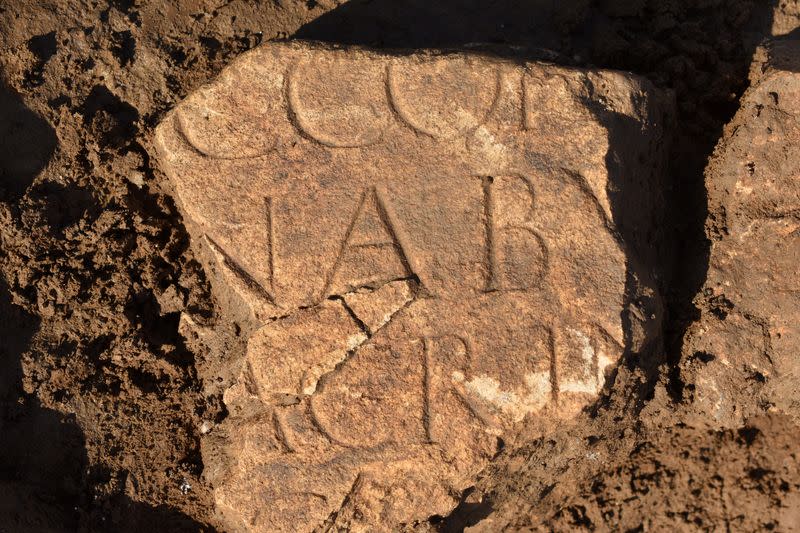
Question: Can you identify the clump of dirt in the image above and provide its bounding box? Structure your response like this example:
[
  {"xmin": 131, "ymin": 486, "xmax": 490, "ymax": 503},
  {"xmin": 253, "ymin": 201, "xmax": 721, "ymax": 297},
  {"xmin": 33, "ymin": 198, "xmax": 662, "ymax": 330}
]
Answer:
[{"xmin": 0, "ymin": 0, "xmax": 797, "ymax": 531}]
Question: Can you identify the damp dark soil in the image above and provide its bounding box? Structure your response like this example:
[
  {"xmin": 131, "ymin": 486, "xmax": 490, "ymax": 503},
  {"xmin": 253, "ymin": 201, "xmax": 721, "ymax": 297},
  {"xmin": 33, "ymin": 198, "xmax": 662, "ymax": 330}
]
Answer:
[{"xmin": 0, "ymin": 1, "xmax": 798, "ymax": 531}]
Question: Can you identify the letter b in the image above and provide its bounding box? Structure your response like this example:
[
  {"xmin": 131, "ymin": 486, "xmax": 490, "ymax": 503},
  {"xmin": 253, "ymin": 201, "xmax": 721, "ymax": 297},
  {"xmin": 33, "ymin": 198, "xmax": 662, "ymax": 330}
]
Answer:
[{"xmin": 483, "ymin": 175, "xmax": 548, "ymax": 291}]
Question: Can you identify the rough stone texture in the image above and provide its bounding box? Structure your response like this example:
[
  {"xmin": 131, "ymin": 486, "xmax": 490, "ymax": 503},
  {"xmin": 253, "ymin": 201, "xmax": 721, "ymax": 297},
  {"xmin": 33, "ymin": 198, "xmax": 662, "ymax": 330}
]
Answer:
[
  {"xmin": 681, "ymin": 39, "xmax": 800, "ymax": 426},
  {"xmin": 155, "ymin": 41, "xmax": 669, "ymax": 531}
]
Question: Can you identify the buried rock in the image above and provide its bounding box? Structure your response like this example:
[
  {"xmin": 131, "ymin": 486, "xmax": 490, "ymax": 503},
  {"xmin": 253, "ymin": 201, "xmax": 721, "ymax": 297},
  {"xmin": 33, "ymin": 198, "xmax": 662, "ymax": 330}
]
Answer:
[
  {"xmin": 681, "ymin": 39, "xmax": 800, "ymax": 425},
  {"xmin": 154, "ymin": 41, "xmax": 670, "ymax": 532}
]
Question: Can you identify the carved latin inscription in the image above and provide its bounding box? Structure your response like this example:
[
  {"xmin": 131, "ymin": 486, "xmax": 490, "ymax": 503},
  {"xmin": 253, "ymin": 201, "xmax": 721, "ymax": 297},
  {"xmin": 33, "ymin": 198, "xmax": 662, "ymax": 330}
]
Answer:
[{"xmin": 155, "ymin": 41, "xmax": 666, "ymax": 533}]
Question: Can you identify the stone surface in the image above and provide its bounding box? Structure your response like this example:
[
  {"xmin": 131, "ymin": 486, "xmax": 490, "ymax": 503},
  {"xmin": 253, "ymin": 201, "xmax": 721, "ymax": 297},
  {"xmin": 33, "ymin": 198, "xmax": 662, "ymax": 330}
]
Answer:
[
  {"xmin": 682, "ymin": 40, "xmax": 800, "ymax": 425},
  {"xmin": 155, "ymin": 41, "xmax": 669, "ymax": 532}
]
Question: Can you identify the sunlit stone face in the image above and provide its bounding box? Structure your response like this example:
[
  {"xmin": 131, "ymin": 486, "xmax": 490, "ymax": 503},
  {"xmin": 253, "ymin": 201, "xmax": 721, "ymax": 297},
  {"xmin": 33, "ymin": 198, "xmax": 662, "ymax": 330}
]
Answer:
[{"xmin": 155, "ymin": 41, "xmax": 667, "ymax": 532}]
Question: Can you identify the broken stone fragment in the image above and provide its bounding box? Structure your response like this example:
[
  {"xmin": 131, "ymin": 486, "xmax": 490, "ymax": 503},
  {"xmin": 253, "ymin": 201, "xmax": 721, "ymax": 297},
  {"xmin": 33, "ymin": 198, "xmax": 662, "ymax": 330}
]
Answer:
[
  {"xmin": 682, "ymin": 39, "xmax": 800, "ymax": 426},
  {"xmin": 154, "ymin": 41, "xmax": 670, "ymax": 532}
]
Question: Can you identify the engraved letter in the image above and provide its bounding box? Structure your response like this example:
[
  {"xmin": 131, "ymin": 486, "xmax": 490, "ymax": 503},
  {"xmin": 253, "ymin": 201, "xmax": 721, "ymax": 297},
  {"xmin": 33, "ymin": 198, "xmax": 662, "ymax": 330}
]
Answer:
[
  {"xmin": 483, "ymin": 175, "xmax": 548, "ymax": 291},
  {"xmin": 320, "ymin": 186, "xmax": 425, "ymax": 300},
  {"xmin": 423, "ymin": 335, "xmax": 497, "ymax": 444}
]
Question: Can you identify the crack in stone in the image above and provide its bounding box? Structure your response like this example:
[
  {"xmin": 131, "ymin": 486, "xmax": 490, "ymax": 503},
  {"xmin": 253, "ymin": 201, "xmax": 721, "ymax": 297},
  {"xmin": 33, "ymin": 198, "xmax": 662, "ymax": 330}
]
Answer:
[
  {"xmin": 260, "ymin": 274, "xmax": 421, "ymax": 326},
  {"xmin": 328, "ymin": 295, "xmax": 373, "ymax": 337},
  {"xmin": 303, "ymin": 278, "xmax": 420, "ymax": 399}
]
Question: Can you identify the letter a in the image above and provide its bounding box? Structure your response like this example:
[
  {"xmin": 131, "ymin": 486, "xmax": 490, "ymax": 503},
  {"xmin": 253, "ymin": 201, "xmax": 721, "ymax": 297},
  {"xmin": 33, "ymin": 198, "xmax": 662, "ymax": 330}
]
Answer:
[{"xmin": 319, "ymin": 186, "xmax": 424, "ymax": 300}]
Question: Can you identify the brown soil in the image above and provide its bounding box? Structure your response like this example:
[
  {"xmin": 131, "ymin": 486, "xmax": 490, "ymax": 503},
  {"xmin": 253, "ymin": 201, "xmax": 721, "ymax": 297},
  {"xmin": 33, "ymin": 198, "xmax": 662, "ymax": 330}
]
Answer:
[{"xmin": 0, "ymin": 1, "xmax": 798, "ymax": 531}]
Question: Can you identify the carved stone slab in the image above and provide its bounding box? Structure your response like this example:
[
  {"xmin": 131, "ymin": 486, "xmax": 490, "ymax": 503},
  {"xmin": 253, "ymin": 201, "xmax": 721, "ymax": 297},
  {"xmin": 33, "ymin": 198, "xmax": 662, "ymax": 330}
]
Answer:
[{"xmin": 155, "ymin": 41, "xmax": 669, "ymax": 532}]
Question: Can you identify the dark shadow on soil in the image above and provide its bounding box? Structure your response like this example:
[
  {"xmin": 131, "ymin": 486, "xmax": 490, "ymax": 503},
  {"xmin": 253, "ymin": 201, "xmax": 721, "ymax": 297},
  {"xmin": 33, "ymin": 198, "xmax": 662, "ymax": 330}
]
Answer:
[
  {"xmin": 0, "ymin": 85, "xmax": 210, "ymax": 532},
  {"xmin": 296, "ymin": 0, "xmax": 586, "ymax": 51},
  {"xmin": 81, "ymin": 494, "xmax": 217, "ymax": 532},
  {"xmin": 296, "ymin": 0, "xmax": 782, "ymax": 529},
  {"xmin": 437, "ymin": 486, "xmax": 493, "ymax": 532},
  {"xmin": 0, "ymin": 83, "xmax": 82, "ymax": 532},
  {"xmin": 0, "ymin": 82, "xmax": 56, "ymax": 202},
  {"xmin": 770, "ymin": 27, "xmax": 800, "ymax": 73},
  {"xmin": 0, "ymin": 275, "xmax": 85, "ymax": 532}
]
